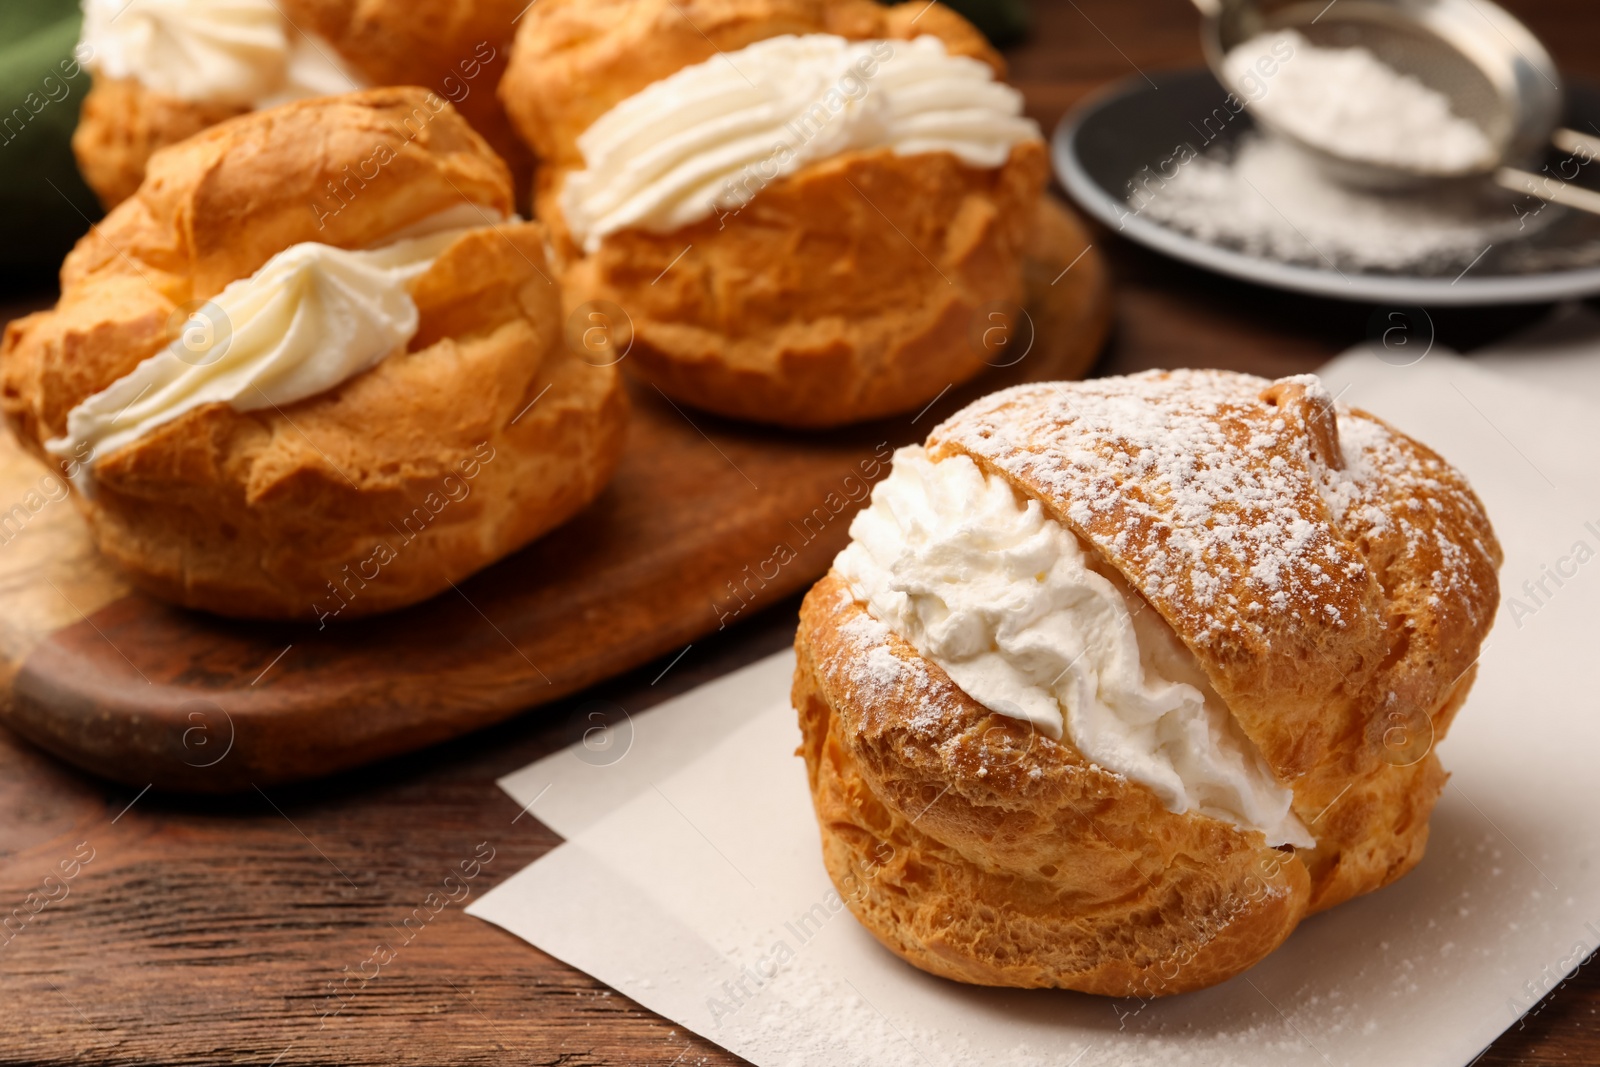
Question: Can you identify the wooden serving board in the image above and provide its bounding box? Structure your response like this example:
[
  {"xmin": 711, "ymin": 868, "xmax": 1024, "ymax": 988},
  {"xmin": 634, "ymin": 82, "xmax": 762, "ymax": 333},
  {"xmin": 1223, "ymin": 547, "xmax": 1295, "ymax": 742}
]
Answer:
[{"xmin": 0, "ymin": 199, "xmax": 1111, "ymax": 792}]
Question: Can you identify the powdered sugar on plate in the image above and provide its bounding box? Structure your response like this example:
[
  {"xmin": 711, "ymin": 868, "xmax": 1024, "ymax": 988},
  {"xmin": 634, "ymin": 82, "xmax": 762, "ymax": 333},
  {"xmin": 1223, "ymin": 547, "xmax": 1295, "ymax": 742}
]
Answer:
[{"xmin": 1132, "ymin": 132, "xmax": 1541, "ymax": 271}]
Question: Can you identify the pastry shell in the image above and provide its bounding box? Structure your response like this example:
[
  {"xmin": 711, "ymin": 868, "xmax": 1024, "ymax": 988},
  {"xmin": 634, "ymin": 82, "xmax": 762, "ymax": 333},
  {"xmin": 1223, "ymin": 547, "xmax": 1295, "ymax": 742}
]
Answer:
[
  {"xmin": 793, "ymin": 370, "xmax": 1501, "ymax": 994},
  {"xmin": 502, "ymin": 0, "xmax": 1049, "ymax": 427},
  {"xmin": 73, "ymin": 0, "xmax": 532, "ymax": 210},
  {"xmin": 6, "ymin": 89, "xmax": 626, "ymax": 621}
]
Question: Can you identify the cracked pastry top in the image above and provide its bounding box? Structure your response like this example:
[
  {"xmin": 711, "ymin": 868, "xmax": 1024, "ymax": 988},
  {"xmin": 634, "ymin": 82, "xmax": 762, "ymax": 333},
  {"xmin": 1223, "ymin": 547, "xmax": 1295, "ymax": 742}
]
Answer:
[{"xmin": 793, "ymin": 369, "xmax": 1501, "ymax": 995}]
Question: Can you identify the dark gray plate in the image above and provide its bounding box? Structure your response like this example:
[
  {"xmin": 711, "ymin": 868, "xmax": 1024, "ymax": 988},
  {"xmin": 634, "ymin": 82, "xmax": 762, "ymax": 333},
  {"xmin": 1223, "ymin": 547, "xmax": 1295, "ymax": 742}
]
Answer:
[{"xmin": 1053, "ymin": 67, "xmax": 1600, "ymax": 305}]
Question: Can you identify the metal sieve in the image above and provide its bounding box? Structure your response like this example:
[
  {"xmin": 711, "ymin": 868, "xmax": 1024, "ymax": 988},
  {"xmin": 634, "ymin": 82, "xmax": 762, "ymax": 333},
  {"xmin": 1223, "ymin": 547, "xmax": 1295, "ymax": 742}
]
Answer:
[{"xmin": 1190, "ymin": 0, "xmax": 1600, "ymax": 214}]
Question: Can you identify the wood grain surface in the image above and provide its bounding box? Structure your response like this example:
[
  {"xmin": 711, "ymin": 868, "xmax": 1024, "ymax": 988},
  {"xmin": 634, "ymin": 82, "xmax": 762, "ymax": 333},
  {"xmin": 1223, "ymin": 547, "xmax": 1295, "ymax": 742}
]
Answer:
[
  {"xmin": 0, "ymin": 200, "xmax": 1108, "ymax": 792},
  {"xmin": 2, "ymin": 0, "xmax": 1597, "ymax": 1064}
]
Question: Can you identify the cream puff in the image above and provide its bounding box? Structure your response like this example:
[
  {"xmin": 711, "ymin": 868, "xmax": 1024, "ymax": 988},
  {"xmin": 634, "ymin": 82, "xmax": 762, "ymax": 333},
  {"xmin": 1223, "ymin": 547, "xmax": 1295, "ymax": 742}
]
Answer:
[
  {"xmin": 793, "ymin": 370, "xmax": 1501, "ymax": 994},
  {"xmin": 4, "ymin": 88, "xmax": 626, "ymax": 621},
  {"xmin": 73, "ymin": 0, "xmax": 531, "ymax": 209},
  {"xmin": 500, "ymin": 0, "xmax": 1050, "ymax": 428}
]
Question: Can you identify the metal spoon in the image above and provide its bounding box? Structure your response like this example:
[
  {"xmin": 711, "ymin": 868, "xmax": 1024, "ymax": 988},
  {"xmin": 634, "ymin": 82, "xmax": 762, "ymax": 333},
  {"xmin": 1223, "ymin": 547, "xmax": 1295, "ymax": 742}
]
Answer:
[{"xmin": 1189, "ymin": 0, "xmax": 1600, "ymax": 216}]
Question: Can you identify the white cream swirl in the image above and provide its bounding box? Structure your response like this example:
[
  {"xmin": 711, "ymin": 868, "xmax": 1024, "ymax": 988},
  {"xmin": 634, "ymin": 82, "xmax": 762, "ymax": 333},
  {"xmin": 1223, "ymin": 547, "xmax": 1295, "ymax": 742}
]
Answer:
[
  {"xmin": 47, "ymin": 208, "xmax": 502, "ymax": 469},
  {"xmin": 834, "ymin": 446, "xmax": 1313, "ymax": 848},
  {"xmin": 560, "ymin": 33, "xmax": 1041, "ymax": 252},
  {"xmin": 258, "ymin": 25, "xmax": 368, "ymax": 107},
  {"xmin": 80, "ymin": 0, "xmax": 365, "ymax": 107}
]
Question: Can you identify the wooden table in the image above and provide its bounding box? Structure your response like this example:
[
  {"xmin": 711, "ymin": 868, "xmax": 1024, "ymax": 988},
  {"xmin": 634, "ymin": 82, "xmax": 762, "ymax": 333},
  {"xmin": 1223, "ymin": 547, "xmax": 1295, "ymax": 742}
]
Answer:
[{"xmin": 3, "ymin": 1, "xmax": 1596, "ymax": 1063}]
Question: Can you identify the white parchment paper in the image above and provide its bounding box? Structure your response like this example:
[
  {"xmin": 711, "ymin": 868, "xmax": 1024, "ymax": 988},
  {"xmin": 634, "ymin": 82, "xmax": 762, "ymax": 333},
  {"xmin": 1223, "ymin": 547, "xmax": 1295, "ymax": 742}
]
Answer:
[{"xmin": 471, "ymin": 350, "xmax": 1600, "ymax": 1067}]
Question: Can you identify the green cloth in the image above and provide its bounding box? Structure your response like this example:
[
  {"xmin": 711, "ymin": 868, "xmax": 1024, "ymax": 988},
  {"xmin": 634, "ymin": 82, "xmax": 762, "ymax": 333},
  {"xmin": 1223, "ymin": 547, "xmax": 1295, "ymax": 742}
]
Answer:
[
  {"xmin": 888, "ymin": 0, "xmax": 1031, "ymax": 46},
  {"xmin": 0, "ymin": 0, "xmax": 100, "ymax": 282}
]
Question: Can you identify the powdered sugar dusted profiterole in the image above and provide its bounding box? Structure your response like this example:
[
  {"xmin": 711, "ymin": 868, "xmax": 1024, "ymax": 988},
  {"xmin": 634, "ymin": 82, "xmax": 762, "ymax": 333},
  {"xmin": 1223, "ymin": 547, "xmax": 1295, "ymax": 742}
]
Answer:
[{"xmin": 793, "ymin": 370, "xmax": 1501, "ymax": 995}]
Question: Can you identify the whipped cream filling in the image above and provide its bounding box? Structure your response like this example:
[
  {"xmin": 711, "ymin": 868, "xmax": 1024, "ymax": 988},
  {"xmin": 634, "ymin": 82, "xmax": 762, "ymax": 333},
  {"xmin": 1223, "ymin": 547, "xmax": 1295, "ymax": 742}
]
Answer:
[
  {"xmin": 560, "ymin": 33, "xmax": 1042, "ymax": 252},
  {"xmin": 47, "ymin": 206, "xmax": 505, "ymax": 469},
  {"xmin": 81, "ymin": 0, "xmax": 365, "ymax": 107},
  {"xmin": 834, "ymin": 446, "xmax": 1314, "ymax": 848}
]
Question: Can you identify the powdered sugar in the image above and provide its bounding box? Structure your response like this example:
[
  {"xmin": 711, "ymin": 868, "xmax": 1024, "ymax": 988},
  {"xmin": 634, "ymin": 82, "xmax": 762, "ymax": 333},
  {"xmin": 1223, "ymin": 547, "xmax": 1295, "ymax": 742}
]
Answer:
[
  {"xmin": 834, "ymin": 608, "xmax": 945, "ymax": 739},
  {"xmin": 1133, "ymin": 132, "xmax": 1537, "ymax": 271},
  {"xmin": 941, "ymin": 372, "xmax": 1359, "ymax": 643},
  {"xmin": 1322, "ymin": 411, "xmax": 1500, "ymax": 625},
  {"xmin": 932, "ymin": 370, "xmax": 1494, "ymax": 655},
  {"xmin": 861, "ymin": 645, "xmax": 904, "ymax": 690},
  {"xmin": 1226, "ymin": 30, "xmax": 1494, "ymax": 175}
]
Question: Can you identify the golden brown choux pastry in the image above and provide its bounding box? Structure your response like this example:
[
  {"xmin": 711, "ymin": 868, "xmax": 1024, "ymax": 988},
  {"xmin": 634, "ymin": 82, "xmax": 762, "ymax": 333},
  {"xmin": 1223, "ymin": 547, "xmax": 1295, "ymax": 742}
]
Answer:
[
  {"xmin": 73, "ymin": 0, "xmax": 531, "ymax": 209},
  {"xmin": 500, "ymin": 0, "xmax": 1050, "ymax": 428},
  {"xmin": 501, "ymin": 0, "xmax": 1003, "ymax": 168},
  {"xmin": 4, "ymin": 89, "xmax": 627, "ymax": 622},
  {"xmin": 793, "ymin": 370, "xmax": 1500, "ymax": 995}
]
